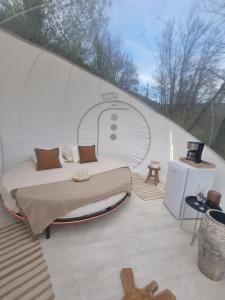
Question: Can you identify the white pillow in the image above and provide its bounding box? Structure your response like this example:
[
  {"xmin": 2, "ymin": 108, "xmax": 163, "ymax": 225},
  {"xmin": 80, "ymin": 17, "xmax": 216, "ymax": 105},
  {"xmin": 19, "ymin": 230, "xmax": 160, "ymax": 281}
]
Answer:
[
  {"xmin": 71, "ymin": 145, "xmax": 79, "ymax": 163},
  {"xmin": 32, "ymin": 146, "xmax": 64, "ymax": 165},
  {"xmin": 62, "ymin": 149, "xmax": 73, "ymax": 162}
]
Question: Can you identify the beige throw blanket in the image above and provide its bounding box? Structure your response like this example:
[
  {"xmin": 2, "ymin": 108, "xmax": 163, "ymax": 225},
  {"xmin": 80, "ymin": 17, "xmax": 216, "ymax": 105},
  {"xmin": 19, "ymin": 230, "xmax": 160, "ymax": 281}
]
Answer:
[{"xmin": 13, "ymin": 167, "xmax": 131, "ymax": 237}]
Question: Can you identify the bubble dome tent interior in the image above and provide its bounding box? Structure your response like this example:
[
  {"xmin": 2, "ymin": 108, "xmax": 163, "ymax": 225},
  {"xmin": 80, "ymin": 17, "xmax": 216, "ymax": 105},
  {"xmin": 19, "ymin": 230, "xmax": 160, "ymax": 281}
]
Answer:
[
  {"xmin": 1, "ymin": 2, "xmax": 225, "ymax": 299},
  {"xmin": 0, "ymin": 27, "xmax": 225, "ymax": 212}
]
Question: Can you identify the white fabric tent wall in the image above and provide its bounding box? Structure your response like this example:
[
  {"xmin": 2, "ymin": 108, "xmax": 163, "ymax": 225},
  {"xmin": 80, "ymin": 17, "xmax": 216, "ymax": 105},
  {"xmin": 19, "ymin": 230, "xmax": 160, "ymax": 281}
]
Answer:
[
  {"xmin": 0, "ymin": 29, "xmax": 224, "ymax": 209},
  {"xmin": 77, "ymin": 101, "xmax": 151, "ymax": 168}
]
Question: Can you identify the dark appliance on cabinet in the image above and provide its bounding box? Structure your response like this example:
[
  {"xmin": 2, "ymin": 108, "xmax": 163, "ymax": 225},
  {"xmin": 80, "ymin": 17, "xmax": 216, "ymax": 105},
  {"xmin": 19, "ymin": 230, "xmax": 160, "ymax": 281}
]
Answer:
[{"xmin": 186, "ymin": 141, "xmax": 204, "ymax": 163}]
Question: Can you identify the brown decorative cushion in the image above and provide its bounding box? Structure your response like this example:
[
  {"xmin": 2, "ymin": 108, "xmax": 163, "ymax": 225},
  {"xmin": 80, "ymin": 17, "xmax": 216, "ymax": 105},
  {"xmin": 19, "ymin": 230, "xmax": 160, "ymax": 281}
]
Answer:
[
  {"xmin": 35, "ymin": 148, "xmax": 62, "ymax": 171},
  {"xmin": 78, "ymin": 145, "xmax": 97, "ymax": 164}
]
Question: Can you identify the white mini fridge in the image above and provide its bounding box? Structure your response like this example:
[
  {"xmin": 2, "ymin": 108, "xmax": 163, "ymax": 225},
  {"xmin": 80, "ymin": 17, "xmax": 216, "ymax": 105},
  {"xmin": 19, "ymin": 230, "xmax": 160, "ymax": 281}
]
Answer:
[{"xmin": 164, "ymin": 160, "xmax": 215, "ymax": 219}]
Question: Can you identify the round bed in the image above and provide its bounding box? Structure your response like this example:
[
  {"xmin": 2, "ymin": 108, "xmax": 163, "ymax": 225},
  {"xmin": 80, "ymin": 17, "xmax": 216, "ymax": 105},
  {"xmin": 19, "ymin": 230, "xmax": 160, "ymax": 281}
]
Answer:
[{"xmin": 0, "ymin": 158, "xmax": 130, "ymax": 238}]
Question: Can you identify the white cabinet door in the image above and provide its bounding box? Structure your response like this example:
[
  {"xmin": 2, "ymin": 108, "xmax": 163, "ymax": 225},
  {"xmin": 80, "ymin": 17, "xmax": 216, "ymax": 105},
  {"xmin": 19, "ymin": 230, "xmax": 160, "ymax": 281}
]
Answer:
[{"xmin": 164, "ymin": 162, "xmax": 188, "ymax": 219}]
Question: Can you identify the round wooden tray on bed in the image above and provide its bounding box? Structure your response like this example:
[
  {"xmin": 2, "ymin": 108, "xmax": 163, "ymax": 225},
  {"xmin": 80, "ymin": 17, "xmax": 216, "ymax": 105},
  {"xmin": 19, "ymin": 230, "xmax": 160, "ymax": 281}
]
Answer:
[
  {"xmin": 72, "ymin": 175, "xmax": 91, "ymax": 182},
  {"xmin": 4, "ymin": 192, "xmax": 130, "ymax": 238}
]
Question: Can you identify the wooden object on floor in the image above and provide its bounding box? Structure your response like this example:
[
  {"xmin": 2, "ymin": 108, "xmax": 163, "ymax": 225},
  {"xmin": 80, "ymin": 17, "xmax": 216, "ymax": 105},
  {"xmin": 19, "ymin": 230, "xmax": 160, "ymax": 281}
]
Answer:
[
  {"xmin": 120, "ymin": 268, "xmax": 176, "ymax": 300},
  {"xmin": 207, "ymin": 190, "xmax": 221, "ymax": 207},
  {"xmin": 146, "ymin": 162, "xmax": 160, "ymax": 186},
  {"xmin": 179, "ymin": 158, "xmax": 216, "ymax": 169}
]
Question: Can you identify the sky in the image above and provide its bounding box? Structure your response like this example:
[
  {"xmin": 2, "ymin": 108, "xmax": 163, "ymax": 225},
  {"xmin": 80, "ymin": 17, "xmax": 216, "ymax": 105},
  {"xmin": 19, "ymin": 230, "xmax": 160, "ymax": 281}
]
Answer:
[{"xmin": 108, "ymin": 0, "xmax": 206, "ymax": 86}]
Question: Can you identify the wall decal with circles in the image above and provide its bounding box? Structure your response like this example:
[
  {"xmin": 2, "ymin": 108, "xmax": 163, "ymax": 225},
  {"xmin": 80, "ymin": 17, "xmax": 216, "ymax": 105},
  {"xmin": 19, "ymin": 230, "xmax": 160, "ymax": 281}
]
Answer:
[
  {"xmin": 111, "ymin": 124, "xmax": 117, "ymax": 131},
  {"xmin": 110, "ymin": 133, "xmax": 117, "ymax": 140},
  {"xmin": 111, "ymin": 114, "xmax": 118, "ymax": 121},
  {"xmin": 77, "ymin": 101, "xmax": 151, "ymax": 168}
]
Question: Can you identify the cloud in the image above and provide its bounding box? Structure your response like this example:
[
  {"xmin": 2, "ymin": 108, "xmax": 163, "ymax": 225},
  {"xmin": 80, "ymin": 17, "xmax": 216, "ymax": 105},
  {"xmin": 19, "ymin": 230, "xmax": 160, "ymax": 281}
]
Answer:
[
  {"xmin": 108, "ymin": 0, "xmax": 202, "ymax": 85},
  {"xmin": 122, "ymin": 37, "xmax": 158, "ymax": 81},
  {"xmin": 108, "ymin": 0, "xmax": 164, "ymax": 83},
  {"xmin": 139, "ymin": 73, "xmax": 156, "ymax": 85}
]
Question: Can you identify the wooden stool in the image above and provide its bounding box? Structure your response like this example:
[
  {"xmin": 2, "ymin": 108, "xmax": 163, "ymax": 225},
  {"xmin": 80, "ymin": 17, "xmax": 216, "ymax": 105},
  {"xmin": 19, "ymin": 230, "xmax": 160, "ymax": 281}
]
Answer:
[{"xmin": 146, "ymin": 161, "xmax": 160, "ymax": 186}]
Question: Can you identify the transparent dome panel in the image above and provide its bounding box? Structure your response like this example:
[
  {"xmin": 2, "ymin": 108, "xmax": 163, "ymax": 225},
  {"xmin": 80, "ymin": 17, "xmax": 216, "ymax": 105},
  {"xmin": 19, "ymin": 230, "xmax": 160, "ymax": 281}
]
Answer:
[{"xmin": 0, "ymin": 0, "xmax": 224, "ymax": 159}]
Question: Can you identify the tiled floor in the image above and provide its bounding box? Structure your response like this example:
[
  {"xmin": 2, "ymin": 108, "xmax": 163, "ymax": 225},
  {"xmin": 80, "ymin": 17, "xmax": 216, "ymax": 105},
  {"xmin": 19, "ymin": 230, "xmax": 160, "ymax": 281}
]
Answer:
[{"xmin": 40, "ymin": 193, "xmax": 225, "ymax": 300}]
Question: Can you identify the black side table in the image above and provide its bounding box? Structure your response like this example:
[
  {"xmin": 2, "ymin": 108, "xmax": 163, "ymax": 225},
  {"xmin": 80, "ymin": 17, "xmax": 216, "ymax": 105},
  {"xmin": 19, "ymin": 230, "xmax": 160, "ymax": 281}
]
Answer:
[{"xmin": 181, "ymin": 196, "xmax": 222, "ymax": 246}]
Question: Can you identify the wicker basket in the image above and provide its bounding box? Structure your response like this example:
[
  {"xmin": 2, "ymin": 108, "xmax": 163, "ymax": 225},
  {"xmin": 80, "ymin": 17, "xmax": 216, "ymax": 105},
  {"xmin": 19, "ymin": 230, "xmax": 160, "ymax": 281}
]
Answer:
[{"xmin": 198, "ymin": 209, "xmax": 225, "ymax": 281}]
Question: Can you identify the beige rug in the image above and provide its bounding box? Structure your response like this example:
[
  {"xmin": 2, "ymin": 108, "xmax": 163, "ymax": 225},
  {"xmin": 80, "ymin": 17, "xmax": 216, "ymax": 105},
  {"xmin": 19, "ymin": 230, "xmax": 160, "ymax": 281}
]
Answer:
[
  {"xmin": 0, "ymin": 222, "xmax": 55, "ymax": 300},
  {"xmin": 132, "ymin": 173, "xmax": 164, "ymax": 201}
]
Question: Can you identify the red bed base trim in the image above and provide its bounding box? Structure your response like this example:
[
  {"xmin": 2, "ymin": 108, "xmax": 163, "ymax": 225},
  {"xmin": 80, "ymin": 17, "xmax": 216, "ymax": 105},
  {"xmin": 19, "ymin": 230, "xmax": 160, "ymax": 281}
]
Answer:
[{"xmin": 3, "ymin": 193, "xmax": 130, "ymax": 225}]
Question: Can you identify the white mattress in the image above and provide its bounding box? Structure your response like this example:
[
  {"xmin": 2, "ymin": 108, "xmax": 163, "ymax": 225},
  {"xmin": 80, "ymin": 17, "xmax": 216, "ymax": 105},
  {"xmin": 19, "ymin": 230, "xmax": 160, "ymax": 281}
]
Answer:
[
  {"xmin": 0, "ymin": 158, "xmax": 128, "ymax": 217},
  {"xmin": 61, "ymin": 192, "xmax": 126, "ymax": 219}
]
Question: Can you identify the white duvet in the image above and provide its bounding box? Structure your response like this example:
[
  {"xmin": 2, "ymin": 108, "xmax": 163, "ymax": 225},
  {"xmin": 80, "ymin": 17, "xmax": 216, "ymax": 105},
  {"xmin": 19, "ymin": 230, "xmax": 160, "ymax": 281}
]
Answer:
[{"xmin": 0, "ymin": 158, "xmax": 128, "ymax": 215}]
